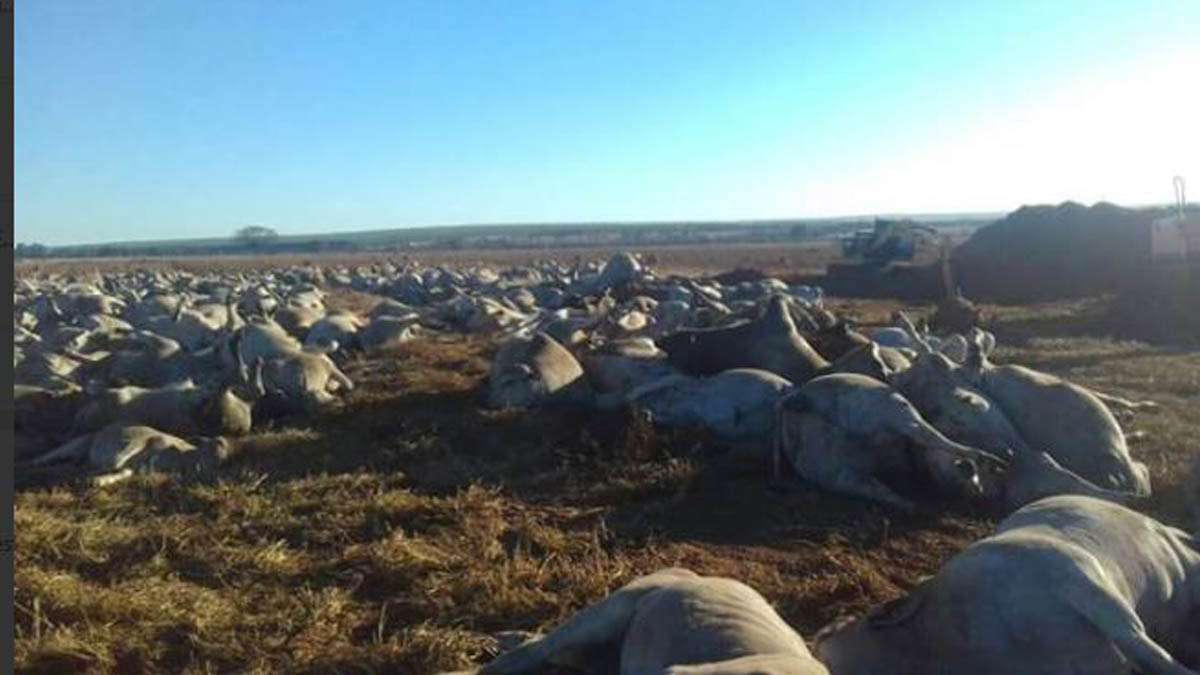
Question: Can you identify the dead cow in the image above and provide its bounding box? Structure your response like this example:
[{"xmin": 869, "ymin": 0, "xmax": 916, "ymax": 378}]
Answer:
[
  {"xmin": 659, "ymin": 295, "xmax": 829, "ymax": 385},
  {"xmin": 815, "ymin": 495, "xmax": 1200, "ymax": 674},
  {"xmin": 774, "ymin": 373, "xmax": 1008, "ymax": 512},
  {"xmin": 957, "ymin": 334, "xmax": 1151, "ymax": 495},
  {"xmin": 74, "ymin": 381, "xmax": 254, "ymax": 436},
  {"xmin": 255, "ymin": 350, "xmax": 355, "ymax": 415},
  {"xmin": 472, "ymin": 567, "xmax": 829, "ymax": 674},
  {"xmin": 485, "ymin": 332, "xmax": 592, "ymax": 408},
  {"xmin": 627, "ymin": 368, "xmax": 794, "ymax": 446},
  {"xmin": 893, "ymin": 351, "xmax": 1139, "ymax": 512},
  {"xmin": 22, "ymin": 424, "xmax": 231, "ymax": 486}
]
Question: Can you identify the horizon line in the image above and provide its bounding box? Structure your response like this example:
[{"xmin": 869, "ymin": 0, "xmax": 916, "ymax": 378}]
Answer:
[{"xmin": 23, "ymin": 198, "xmax": 1188, "ymax": 249}]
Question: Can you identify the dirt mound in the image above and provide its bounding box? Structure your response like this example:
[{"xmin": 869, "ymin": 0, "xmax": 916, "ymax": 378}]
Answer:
[
  {"xmin": 953, "ymin": 202, "xmax": 1169, "ymax": 302},
  {"xmin": 711, "ymin": 267, "xmax": 770, "ymax": 284},
  {"xmin": 806, "ymin": 262, "xmax": 942, "ymax": 301}
]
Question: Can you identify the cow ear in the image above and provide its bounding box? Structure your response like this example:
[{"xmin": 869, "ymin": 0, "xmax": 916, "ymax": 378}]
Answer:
[{"xmin": 866, "ymin": 582, "xmax": 928, "ymax": 628}]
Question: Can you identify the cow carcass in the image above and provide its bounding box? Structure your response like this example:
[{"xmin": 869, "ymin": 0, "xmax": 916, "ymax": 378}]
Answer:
[
  {"xmin": 815, "ymin": 495, "xmax": 1200, "ymax": 674},
  {"xmin": 474, "ymin": 567, "xmax": 829, "ymax": 675}
]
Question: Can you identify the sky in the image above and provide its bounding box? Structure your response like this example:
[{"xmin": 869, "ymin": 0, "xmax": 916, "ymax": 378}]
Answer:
[{"xmin": 15, "ymin": 0, "xmax": 1200, "ymax": 246}]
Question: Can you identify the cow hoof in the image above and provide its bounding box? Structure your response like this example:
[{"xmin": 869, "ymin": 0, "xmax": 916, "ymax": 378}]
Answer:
[{"xmin": 493, "ymin": 630, "xmax": 541, "ymax": 652}]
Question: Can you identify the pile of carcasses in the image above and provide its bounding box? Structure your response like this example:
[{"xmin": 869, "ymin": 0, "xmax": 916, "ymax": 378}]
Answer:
[
  {"xmin": 15, "ymin": 251, "xmax": 1158, "ymax": 511},
  {"xmin": 15, "ymin": 253, "xmax": 1199, "ymax": 673},
  {"xmin": 481, "ymin": 253, "xmax": 1158, "ymax": 516},
  {"xmin": 15, "ymin": 264, "xmax": 359, "ymax": 485},
  {"xmin": 446, "ymin": 257, "xmax": 1200, "ymax": 675}
]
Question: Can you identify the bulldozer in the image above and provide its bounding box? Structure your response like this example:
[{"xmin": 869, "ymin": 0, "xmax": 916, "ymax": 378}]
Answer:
[
  {"xmin": 826, "ymin": 218, "xmax": 982, "ymax": 329},
  {"xmin": 825, "ymin": 219, "xmax": 951, "ymax": 300},
  {"xmin": 839, "ymin": 218, "xmax": 943, "ymax": 266}
]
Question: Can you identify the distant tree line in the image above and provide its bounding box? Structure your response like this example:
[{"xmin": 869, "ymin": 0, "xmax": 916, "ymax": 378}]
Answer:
[
  {"xmin": 16, "ymin": 218, "xmax": 982, "ymax": 260},
  {"xmin": 15, "ymin": 243, "xmax": 51, "ymax": 258},
  {"xmin": 16, "ymin": 238, "xmax": 363, "ymax": 259}
]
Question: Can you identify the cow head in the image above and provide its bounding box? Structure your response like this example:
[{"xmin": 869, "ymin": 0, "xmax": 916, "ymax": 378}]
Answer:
[
  {"xmin": 486, "ymin": 362, "xmax": 545, "ymax": 408},
  {"xmin": 484, "ymin": 333, "xmax": 588, "ymax": 409},
  {"xmin": 924, "ymin": 447, "xmax": 987, "ymax": 502}
]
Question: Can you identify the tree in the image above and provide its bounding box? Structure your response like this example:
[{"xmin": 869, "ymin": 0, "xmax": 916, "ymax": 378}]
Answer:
[
  {"xmin": 235, "ymin": 226, "xmax": 279, "ymax": 251},
  {"xmin": 235, "ymin": 225, "xmax": 279, "ymax": 241},
  {"xmin": 15, "ymin": 242, "xmax": 49, "ymax": 258}
]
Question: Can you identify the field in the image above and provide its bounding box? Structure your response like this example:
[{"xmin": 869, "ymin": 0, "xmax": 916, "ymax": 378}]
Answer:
[
  {"xmin": 15, "ymin": 241, "xmax": 843, "ymax": 279},
  {"xmin": 13, "ymin": 252, "xmax": 1200, "ymax": 674}
]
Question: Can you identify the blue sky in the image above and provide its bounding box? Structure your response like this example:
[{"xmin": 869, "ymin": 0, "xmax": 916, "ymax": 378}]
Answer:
[{"xmin": 15, "ymin": 1, "xmax": 1200, "ymax": 245}]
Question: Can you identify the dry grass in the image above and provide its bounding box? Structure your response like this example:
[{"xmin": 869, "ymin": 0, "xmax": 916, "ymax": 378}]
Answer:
[{"xmin": 14, "ymin": 294, "xmax": 1200, "ymax": 675}]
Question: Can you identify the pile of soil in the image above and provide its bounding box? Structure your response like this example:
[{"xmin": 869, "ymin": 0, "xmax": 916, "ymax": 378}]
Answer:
[
  {"xmin": 711, "ymin": 267, "xmax": 770, "ymax": 285},
  {"xmin": 806, "ymin": 262, "xmax": 942, "ymax": 301},
  {"xmin": 952, "ymin": 202, "xmax": 1170, "ymax": 302}
]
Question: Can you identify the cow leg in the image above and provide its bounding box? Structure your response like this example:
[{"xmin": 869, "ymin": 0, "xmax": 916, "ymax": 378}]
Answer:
[
  {"xmin": 825, "ymin": 467, "xmax": 918, "ymax": 513},
  {"xmin": 665, "ymin": 653, "xmax": 819, "ymax": 675},
  {"xmin": 89, "ymin": 468, "xmax": 135, "ymax": 487},
  {"xmin": 1004, "ymin": 451, "xmax": 1137, "ymax": 511},
  {"xmin": 480, "ymin": 569, "xmax": 698, "ymax": 674},
  {"xmin": 1090, "ymin": 390, "xmax": 1160, "ymax": 414},
  {"xmin": 28, "ymin": 434, "xmax": 94, "ymax": 466},
  {"xmin": 326, "ymin": 361, "xmax": 354, "ymax": 392},
  {"xmin": 781, "ymin": 411, "xmax": 918, "ymax": 512},
  {"xmin": 1061, "ymin": 556, "xmax": 1199, "ymax": 675}
]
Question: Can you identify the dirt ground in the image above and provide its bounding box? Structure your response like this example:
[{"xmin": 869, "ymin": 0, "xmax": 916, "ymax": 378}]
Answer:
[{"xmin": 13, "ymin": 261, "xmax": 1200, "ymax": 674}]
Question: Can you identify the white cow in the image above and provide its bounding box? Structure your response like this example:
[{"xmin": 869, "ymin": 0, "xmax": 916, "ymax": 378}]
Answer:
[
  {"xmin": 958, "ymin": 335, "xmax": 1151, "ymax": 495},
  {"xmin": 775, "ymin": 373, "xmax": 1008, "ymax": 511},
  {"xmin": 468, "ymin": 567, "xmax": 829, "ymax": 674},
  {"xmin": 628, "ymin": 369, "xmax": 793, "ymax": 445},
  {"xmin": 485, "ymin": 332, "xmax": 592, "ymax": 409},
  {"xmin": 815, "ymin": 495, "xmax": 1200, "ymax": 674},
  {"xmin": 26, "ymin": 424, "xmax": 230, "ymax": 479}
]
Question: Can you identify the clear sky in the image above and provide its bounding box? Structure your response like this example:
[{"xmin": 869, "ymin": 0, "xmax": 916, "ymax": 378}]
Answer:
[{"xmin": 15, "ymin": 0, "xmax": 1200, "ymax": 246}]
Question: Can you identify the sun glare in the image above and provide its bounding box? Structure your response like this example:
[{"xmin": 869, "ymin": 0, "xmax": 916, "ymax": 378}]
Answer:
[{"xmin": 786, "ymin": 46, "xmax": 1200, "ymax": 217}]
